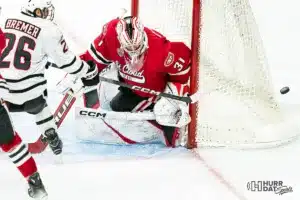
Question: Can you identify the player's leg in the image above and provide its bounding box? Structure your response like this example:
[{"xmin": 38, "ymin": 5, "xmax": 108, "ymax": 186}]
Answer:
[
  {"xmin": 24, "ymin": 95, "xmax": 63, "ymax": 155},
  {"xmin": 0, "ymin": 103, "xmax": 47, "ymax": 199}
]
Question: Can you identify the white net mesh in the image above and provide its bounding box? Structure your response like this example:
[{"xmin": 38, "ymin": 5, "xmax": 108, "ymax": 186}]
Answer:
[{"xmin": 134, "ymin": 0, "xmax": 300, "ymax": 148}]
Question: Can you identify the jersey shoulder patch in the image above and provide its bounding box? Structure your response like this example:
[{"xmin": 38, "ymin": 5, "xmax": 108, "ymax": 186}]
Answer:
[
  {"xmin": 164, "ymin": 52, "xmax": 175, "ymax": 67},
  {"xmin": 163, "ymin": 42, "xmax": 191, "ymax": 72}
]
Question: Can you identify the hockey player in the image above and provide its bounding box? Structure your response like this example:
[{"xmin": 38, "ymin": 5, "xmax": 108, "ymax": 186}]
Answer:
[
  {"xmin": 78, "ymin": 16, "xmax": 191, "ymax": 147},
  {"xmin": 0, "ymin": 0, "xmax": 99, "ymax": 198},
  {"xmin": 1, "ymin": 27, "xmax": 47, "ymax": 199},
  {"xmin": 0, "ymin": 82, "xmax": 48, "ymax": 199},
  {"xmin": 0, "ymin": 0, "xmax": 99, "ymax": 158}
]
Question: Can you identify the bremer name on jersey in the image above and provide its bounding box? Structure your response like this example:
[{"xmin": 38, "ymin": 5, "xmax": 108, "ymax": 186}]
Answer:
[{"xmin": 80, "ymin": 19, "xmax": 191, "ymax": 97}]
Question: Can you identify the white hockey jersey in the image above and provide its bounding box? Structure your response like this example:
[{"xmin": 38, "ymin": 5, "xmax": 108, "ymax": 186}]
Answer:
[
  {"xmin": 0, "ymin": 13, "xmax": 89, "ymax": 105},
  {"xmin": 0, "ymin": 74, "xmax": 8, "ymax": 100},
  {"xmin": 0, "ymin": 29, "xmax": 8, "ymax": 100}
]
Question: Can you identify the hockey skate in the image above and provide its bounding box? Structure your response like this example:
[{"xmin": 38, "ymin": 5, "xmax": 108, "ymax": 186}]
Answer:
[
  {"xmin": 42, "ymin": 128, "xmax": 63, "ymax": 155},
  {"xmin": 28, "ymin": 172, "xmax": 48, "ymax": 199}
]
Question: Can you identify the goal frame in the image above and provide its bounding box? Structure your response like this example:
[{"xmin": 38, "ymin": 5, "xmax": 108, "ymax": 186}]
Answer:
[{"xmin": 131, "ymin": 0, "xmax": 201, "ymax": 148}]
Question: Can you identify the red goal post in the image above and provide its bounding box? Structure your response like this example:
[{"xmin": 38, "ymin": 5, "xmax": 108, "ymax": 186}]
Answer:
[{"xmin": 131, "ymin": 0, "xmax": 200, "ymax": 148}]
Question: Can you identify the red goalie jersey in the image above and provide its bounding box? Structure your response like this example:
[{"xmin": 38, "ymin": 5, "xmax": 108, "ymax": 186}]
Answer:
[{"xmin": 80, "ymin": 18, "xmax": 191, "ymax": 98}]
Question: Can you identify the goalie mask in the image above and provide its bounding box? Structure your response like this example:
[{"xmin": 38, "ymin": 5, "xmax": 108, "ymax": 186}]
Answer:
[
  {"xmin": 116, "ymin": 16, "xmax": 148, "ymax": 71},
  {"xmin": 21, "ymin": 0, "xmax": 55, "ymax": 21}
]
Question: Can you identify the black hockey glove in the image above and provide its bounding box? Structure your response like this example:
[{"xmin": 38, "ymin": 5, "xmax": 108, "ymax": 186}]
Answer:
[{"xmin": 81, "ymin": 60, "xmax": 100, "ymax": 86}]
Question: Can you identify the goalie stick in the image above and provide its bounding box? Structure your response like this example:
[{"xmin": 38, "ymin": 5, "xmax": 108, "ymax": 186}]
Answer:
[
  {"xmin": 48, "ymin": 61, "xmax": 201, "ymax": 103},
  {"xmin": 99, "ymin": 76, "xmax": 201, "ymax": 104}
]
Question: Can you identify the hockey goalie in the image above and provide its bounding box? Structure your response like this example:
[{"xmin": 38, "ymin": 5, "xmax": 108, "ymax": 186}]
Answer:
[{"xmin": 60, "ymin": 16, "xmax": 192, "ymax": 147}]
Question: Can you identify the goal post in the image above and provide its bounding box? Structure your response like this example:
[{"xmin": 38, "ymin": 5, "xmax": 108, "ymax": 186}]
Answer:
[
  {"xmin": 131, "ymin": 0, "xmax": 138, "ymax": 17},
  {"xmin": 188, "ymin": 0, "xmax": 201, "ymax": 149},
  {"xmin": 131, "ymin": 0, "xmax": 300, "ymax": 149}
]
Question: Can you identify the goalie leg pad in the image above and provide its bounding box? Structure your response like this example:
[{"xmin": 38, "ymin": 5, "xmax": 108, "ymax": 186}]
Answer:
[{"xmin": 0, "ymin": 104, "xmax": 15, "ymax": 144}]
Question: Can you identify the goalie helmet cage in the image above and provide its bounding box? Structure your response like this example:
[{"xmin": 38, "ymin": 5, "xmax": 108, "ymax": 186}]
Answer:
[{"xmin": 131, "ymin": 0, "xmax": 299, "ymax": 149}]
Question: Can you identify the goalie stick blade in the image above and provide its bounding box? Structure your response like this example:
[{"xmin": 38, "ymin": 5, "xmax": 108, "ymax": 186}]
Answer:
[{"xmin": 28, "ymin": 91, "xmax": 76, "ymax": 154}]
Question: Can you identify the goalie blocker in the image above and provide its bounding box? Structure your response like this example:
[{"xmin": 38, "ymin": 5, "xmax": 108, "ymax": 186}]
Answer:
[{"xmin": 84, "ymin": 81, "xmax": 190, "ymax": 147}]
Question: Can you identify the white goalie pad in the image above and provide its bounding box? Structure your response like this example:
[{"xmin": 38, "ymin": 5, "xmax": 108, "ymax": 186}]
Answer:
[{"xmin": 74, "ymin": 64, "xmax": 163, "ymax": 144}]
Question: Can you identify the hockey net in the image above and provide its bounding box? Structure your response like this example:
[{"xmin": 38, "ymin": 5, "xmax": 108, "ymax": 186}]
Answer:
[{"xmin": 131, "ymin": 0, "xmax": 300, "ymax": 149}]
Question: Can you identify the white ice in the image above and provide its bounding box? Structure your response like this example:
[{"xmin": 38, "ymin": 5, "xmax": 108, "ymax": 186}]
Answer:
[{"xmin": 0, "ymin": 0, "xmax": 300, "ymax": 200}]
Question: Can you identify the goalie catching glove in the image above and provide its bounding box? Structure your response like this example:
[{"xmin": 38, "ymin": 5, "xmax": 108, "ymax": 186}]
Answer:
[{"xmin": 153, "ymin": 82, "xmax": 191, "ymax": 128}]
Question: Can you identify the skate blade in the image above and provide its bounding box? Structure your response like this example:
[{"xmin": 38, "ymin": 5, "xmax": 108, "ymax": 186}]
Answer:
[
  {"xmin": 54, "ymin": 154, "xmax": 64, "ymax": 165},
  {"xmin": 31, "ymin": 192, "xmax": 48, "ymax": 200},
  {"xmin": 39, "ymin": 194, "xmax": 48, "ymax": 200}
]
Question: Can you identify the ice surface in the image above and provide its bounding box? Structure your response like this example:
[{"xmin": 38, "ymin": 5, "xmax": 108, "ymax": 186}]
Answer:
[{"xmin": 1, "ymin": 0, "xmax": 300, "ymax": 199}]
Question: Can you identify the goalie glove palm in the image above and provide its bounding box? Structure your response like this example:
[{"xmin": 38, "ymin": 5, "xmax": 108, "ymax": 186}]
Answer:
[
  {"xmin": 154, "ymin": 97, "xmax": 191, "ymax": 127},
  {"xmin": 81, "ymin": 60, "xmax": 99, "ymax": 86},
  {"xmin": 153, "ymin": 82, "xmax": 191, "ymax": 128}
]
